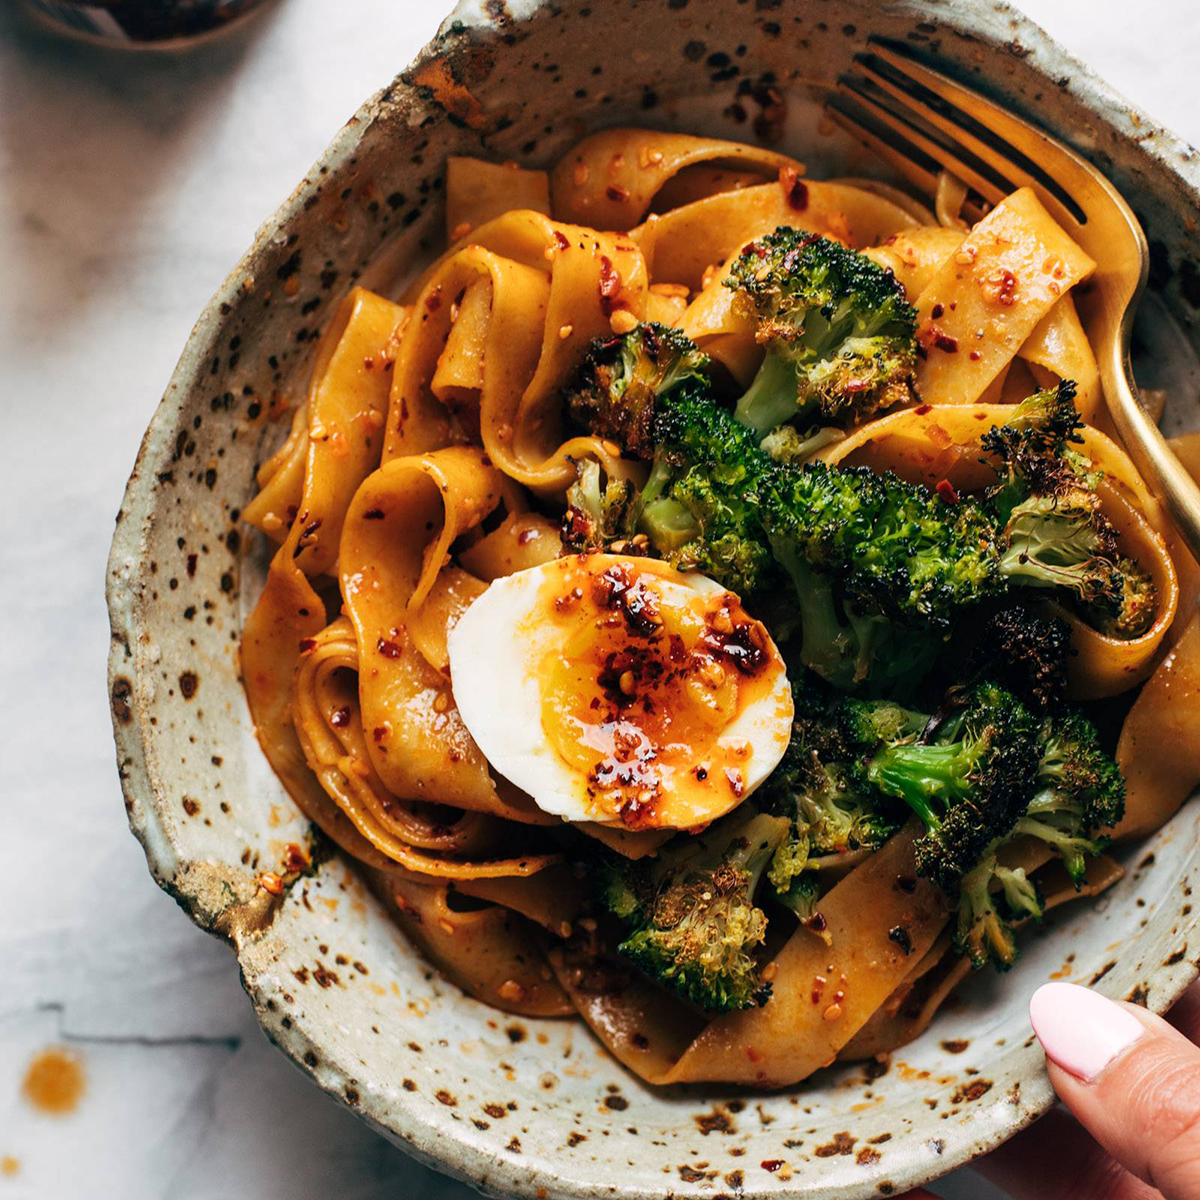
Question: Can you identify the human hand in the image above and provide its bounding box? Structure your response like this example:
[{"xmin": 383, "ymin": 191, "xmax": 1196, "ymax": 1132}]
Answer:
[{"xmin": 904, "ymin": 979, "xmax": 1200, "ymax": 1200}]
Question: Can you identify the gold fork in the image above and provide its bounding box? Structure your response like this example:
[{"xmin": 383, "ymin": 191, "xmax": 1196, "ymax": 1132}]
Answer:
[{"xmin": 826, "ymin": 41, "xmax": 1200, "ymax": 560}]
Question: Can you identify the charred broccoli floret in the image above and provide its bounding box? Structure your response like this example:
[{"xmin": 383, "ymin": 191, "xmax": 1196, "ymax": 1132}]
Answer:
[
  {"xmin": 965, "ymin": 604, "xmax": 1071, "ymax": 712},
  {"xmin": 759, "ymin": 677, "xmax": 905, "ymax": 910},
  {"xmin": 561, "ymin": 458, "xmax": 637, "ymax": 553},
  {"xmin": 726, "ymin": 228, "xmax": 918, "ymax": 437},
  {"xmin": 983, "ymin": 383, "xmax": 1156, "ymax": 638},
  {"xmin": 637, "ymin": 389, "xmax": 777, "ymax": 594},
  {"xmin": 864, "ymin": 682, "xmax": 1041, "ymax": 893},
  {"xmin": 596, "ymin": 810, "xmax": 788, "ymax": 1013},
  {"xmin": 955, "ymin": 851, "xmax": 1044, "ymax": 970},
  {"xmin": 761, "ymin": 463, "xmax": 1004, "ymax": 690},
  {"xmin": 1011, "ymin": 709, "xmax": 1126, "ymax": 885},
  {"xmin": 953, "ymin": 705, "xmax": 1121, "ymax": 969},
  {"xmin": 563, "ymin": 322, "xmax": 712, "ymax": 459},
  {"xmin": 561, "ymin": 327, "xmax": 777, "ymax": 596}
]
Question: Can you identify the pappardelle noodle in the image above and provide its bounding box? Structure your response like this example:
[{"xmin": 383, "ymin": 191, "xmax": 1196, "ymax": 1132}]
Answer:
[{"xmin": 241, "ymin": 128, "xmax": 1200, "ymax": 1088}]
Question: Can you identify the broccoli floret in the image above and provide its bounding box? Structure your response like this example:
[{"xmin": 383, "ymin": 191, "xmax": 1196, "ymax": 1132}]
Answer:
[
  {"xmin": 759, "ymin": 680, "xmax": 904, "ymax": 909},
  {"xmin": 561, "ymin": 329, "xmax": 777, "ymax": 597},
  {"xmin": 865, "ymin": 682, "xmax": 1041, "ymax": 893},
  {"xmin": 773, "ymin": 871, "xmax": 821, "ymax": 920},
  {"xmin": 952, "ymin": 705, "xmax": 1122, "ymax": 970},
  {"xmin": 965, "ymin": 604, "xmax": 1071, "ymax": 711},
  {"xmin": 983, "ymin": 383, "xmax": 1156, "ymax": 638},
  {"xmin": 761, "ymin": 462, "xmax": 1004, "ymax": 689},
  {"xmin": 561, "ymin": 458, "xmax": 638, "ymax": 553},
  {"xmin": 759, "ymin": 424, "xmax": 846, "ymax": 464},
  {"xmin": 1010, "ymin": 709, "xmax": 1125, "ymax": 885},
  {"xmin": 955, "ymin": 850, "xmax": 1044, "ymax": 971},
  {"xmin": 725, "ymin": 228, "xmax": 918, "ymax": 437},
  {"xmin": 637, "ymin": 390, "xmax": 778, "ymax": 595},
  {"xmin": 596, "ymin": 810, "xmax": 789, "ymax": 1013},
  {"xmin": 563, "ymin": 322, "xmax": 712, "ymax": 459}
]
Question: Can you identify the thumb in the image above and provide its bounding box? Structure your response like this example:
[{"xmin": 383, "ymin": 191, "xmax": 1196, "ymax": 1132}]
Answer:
[{"xmin": 1031, "ymin": 981, "xmax": 1200, "ymax": 1199}]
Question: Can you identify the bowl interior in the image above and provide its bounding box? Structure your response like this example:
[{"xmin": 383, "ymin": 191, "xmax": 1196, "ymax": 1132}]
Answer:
[{"xmin": 107, "ymin": 3, "xmax": 1200, "ymax": 1197}]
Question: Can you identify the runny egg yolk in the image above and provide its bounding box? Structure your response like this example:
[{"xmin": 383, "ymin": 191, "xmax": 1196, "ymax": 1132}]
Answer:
[{"xmin": 528, "ymin": 555, "xmax": 790, "ymax": 829}]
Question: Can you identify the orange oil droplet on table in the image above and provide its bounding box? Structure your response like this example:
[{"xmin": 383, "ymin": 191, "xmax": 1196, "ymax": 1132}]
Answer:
[{"xmin": 21, "ymin": 1046, "xmax": 86, "ymax": 1115}]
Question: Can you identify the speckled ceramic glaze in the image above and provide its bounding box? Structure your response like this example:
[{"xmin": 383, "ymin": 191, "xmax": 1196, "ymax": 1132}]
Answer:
[{"xmin": 107, "ymin": 2, "xmax": 1200, "ymax": 1196}]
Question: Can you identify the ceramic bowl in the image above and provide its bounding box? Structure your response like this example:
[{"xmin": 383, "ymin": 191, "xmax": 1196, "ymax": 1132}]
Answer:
[{"xmin": 106, "ymin": 1, "xmax": 1200, "ymax": 1195}]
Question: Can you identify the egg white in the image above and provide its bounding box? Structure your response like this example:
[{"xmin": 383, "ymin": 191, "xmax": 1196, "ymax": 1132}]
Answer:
[{"xmin": 447, "ymin": 557, "xmax": 793, "ymax": 828}]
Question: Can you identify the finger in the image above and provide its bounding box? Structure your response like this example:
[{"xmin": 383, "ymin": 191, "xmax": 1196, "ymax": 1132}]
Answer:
[
  {"xmin": 1031, "ymin": 980, "xmax": 1200, "ymax": 1199},
  {"xmin": 975, "ymin": 1106, "xmax": 1158, "ymax": 1200}
]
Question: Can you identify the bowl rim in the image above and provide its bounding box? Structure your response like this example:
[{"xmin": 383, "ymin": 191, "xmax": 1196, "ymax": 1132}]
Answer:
[{"xmin": 106, "ymin": 1, "xmax": 1200, "ymax": 1196}]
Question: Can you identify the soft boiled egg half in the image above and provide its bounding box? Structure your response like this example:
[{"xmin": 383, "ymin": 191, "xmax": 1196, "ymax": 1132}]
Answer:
[{"xmin": 447, "ymin": 554, "xmax": 793, "ymax": 831}]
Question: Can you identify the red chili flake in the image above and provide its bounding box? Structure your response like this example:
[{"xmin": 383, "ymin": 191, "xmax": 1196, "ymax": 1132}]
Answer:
[
  {"xmin": 935, "ymin": 479, "xmax": 960, "ymax": 504},
  {"xmin": 915, "ymin": 404, "xmax": 932, "ymax": 415},
  {"xmin": 605, "ymin": 184, "xmax": 630, "ymax": 203},
  {"xmin": 372, "ymin": 726, "xmax": 388, "ymax": 743},
  {"xmin": 553, "ymin": 230, "xmax": 570, "ymax": 251},
  {"xmin": 283, "ymin": 843, "xmax": 308, "ymax": 872},
  {"xmin": 811, "ymin": 974, "xmax": 827, "ymax": 1004},
  {"xmin": 746, "ymin": 1046, "xmax": 763, "ymax": 1063},
  {"xmin": 695, "ymin": 766, "xmax": 708, "ymax": 781},
  {"xmin": 376, "ymin": 638, "xmax": 403, "ymax": 659},
  {"xmin": 598, "ymin": 255, "xmax": 622, "ymax": 315},
  {"xmin": 331, "ymin": 706, "xmax": 352, "ymax": 728},
  {"xmin": 804, "ymin": 911, "xmax": 828, "ymax": 933},
  {"xmin": 364, "ymin": 508, "xmax": 386, "ymax": 520},
  {"xmin": 517, "ymin": 528, "xmax": 537, "ymax": 546},
  {"xmin": 761, "ymin": 1160, "xmax": 784, "ymax": 1173},
  {"xmin": 425, "ymin": 287, "xmax": 442, "ymax": 311},
  {"xmin": 778, "ymin": 165, "xmax": 808, "ymax": 211},
  {"xmin": 931, "ymin": 302, "xmax": 944, "ymax": 319},
  {"xmin": 917, "ymin": 322, "xmax": 959, "ymax": 355},
  {"xmin": 969, "ymin": 350, "xmax": 982, "ymax": 361},
  {"xmin": 298, "ymin": 638, "xmax": 318, "ymax": 653},
  {"xmin": 742, "ymin": 241, "xmax": 766, "ymax": 259},
  {"xmin": 724, "ymin": 768, "xmax": 745, "ymax": 798}
]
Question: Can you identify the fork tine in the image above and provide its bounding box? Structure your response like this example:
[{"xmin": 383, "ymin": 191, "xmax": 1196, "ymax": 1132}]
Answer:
[
  {"xmin": 823, "ymin": 98, "xmax": 944, "ymax": 199},
  {"xmin": 859, "ymin": 43, "xmax": 1088, "ymax": 231},
  {"xmin": 836, "ymin": 76, "xmax": 1009, "ymax": 208}
]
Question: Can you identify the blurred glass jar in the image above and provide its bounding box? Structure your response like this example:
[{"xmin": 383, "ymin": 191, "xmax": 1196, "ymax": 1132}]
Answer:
[{"xmin": 19, "ymin": 0, "xmax": 275, "ymax": 47}]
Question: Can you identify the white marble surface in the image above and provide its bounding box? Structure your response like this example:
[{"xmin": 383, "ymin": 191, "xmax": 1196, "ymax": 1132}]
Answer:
[{"xmin": 3, "ymin": 2, "xmax": 1198, "ymax": 1197}]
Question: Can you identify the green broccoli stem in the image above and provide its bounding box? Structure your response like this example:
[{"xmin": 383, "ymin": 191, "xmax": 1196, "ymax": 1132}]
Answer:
[
  {"xmin": 734, "ymin": 350, "xmax": 806, "ymax": 438},
  {"xmin": 866, "ymin": 741, "xmax": 980, "ymax": 818}
]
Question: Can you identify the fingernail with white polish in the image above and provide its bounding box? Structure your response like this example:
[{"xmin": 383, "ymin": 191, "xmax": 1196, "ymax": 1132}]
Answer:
[{"xmin": 1029, "ymin": 981, "xmax": 1147, "ymax": 1082}]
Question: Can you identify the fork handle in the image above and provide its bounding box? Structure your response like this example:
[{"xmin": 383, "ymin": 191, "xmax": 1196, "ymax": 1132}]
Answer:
[{"xmin": 1101, "ymin": 348, "xmax": 1200, "ymax": 567}]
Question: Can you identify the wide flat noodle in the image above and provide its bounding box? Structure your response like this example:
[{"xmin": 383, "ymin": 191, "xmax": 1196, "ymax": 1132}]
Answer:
[
  {"xmin": 547, "ymin": 944, "xmax": 706, "ymax": 1078},
  {"xmin": 291, "ymin": 617, "xmax": 554, "ymax": 878},
  {"xmin": 632, "ymin": 179, "xmax": 920, "ymax": 289},
  {"xmin": 242, "ymin": 290, "xmax": 410, "ymax": 872},
  {"xmin": 1114, "ymin": 614, "xmax": 1200, "ymax": 840},
  {"xmin": 457, "ymin": 512, "xmax": 562, "ymax": 580},
  {"xmin": 550, "ymin": 127, "xmax": 798, "ymax": 231},
  {"xmin": 820, "ymin": 403, "xmax": 1180, "ymax": 697},
  {"xmin": 912, "ymin": 188, "xmax": 1095, "ymax": 404},
  {"xmin": 384, "ymin": 874, "xmax": 573, "ymax": 1017},
  {"xmin": 445, "ymin": 156, "xmax": 550, "ymax": 240},
  {"xmin": 388, "ymin": 210, "xmax": 646, "ymax": 496},
  {"xmin": 453, "ymin": 864, "xmax": 589, "ymax": 933},
  {"xmin": 243, "ymin": 399, "xmax": 308, "ymax": 542},
  {"xmin": 841, "ymin": 849, "xmax": 1124, "ymax": 1060},
  {"xmin": 661, "ymin": 823, "xmax": 947, "ymax": 1086},
  {"xmin": 338, "ymin": 446, "xmax": 550, "ymax": 828}
]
